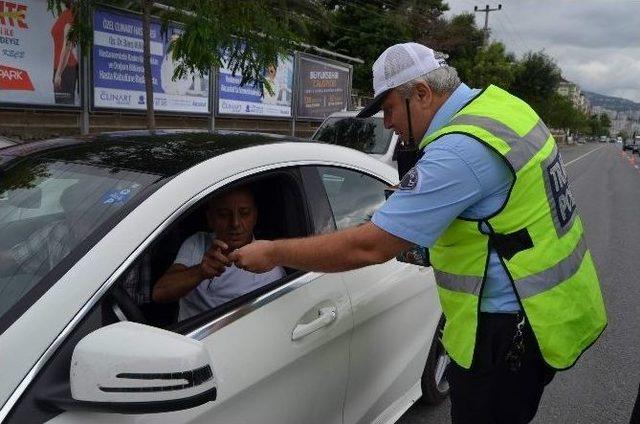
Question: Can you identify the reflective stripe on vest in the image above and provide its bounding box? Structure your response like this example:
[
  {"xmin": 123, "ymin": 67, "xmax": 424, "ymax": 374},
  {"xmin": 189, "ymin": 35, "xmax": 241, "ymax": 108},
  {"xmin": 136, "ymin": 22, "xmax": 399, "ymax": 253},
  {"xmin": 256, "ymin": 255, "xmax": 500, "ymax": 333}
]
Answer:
[
  {"xmin": 448, "ymin": 115, "xmax": 551, "ymax": 171},
  {"xmin": 435, "ymin": 233, "xmax": 587, "ymax": 299},
  {"xmin": 515, "ymin": 234, "xmax": 587, "ymax": 299},
  {"xmin": 433, "ymin": 270, "xmax": 483, "ymax": 295}
]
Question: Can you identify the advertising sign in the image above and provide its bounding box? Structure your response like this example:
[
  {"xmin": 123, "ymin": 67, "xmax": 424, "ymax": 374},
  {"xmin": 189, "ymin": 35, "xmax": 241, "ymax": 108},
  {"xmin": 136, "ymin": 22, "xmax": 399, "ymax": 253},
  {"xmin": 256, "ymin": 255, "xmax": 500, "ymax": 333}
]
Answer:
[
  {"xmin": 296, "ymin": 53, "xmax": 351, "ymax": 120},
  {"xmin": 92, "ymin": 8, "xmax": 209, "ymax": 113},
  {"xmin": 0, "ymin": 0, "xmax": 80, "ymax": 107},
  {"xmin": 217, "ymin": 52, "xmax": 294, "ymax": 118}
]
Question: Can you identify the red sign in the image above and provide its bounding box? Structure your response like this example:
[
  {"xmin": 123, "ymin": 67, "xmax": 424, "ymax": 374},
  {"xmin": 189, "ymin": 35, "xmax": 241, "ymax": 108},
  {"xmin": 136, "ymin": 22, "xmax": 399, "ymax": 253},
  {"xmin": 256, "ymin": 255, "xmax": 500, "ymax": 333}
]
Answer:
[
  {"xmin": 0, "ymin": 65, "xmax": 34, "ymax": 90},
  {"xmin": 0, "ymin": 1, "xmax": 28, "ymax": 28}
]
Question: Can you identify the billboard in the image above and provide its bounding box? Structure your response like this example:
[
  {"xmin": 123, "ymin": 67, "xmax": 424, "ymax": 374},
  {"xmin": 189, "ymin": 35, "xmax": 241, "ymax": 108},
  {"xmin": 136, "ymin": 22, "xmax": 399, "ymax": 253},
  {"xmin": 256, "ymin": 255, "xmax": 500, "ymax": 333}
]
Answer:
[
  {"xmin": 217, "ymin": 52, "xmax": 294, "ymax": 118},
  {"xmin": 296, "ymin": 53, "xmax": 351, "ymax": 120},
  {"xmin": 92, "ymin": 8, "xmax": 209, "ymax": 114},
  {"xmin": 0, "ymin": 0, "xmax": 80, "ymax": 107}
]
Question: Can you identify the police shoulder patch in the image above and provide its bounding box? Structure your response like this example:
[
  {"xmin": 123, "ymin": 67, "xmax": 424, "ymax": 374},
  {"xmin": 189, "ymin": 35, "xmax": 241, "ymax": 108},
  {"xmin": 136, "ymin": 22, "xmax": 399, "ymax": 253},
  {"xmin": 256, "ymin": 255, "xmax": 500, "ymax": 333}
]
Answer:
[{"xmin": 399, "ymin": 167, "xmax": 419, "ymax": 190}]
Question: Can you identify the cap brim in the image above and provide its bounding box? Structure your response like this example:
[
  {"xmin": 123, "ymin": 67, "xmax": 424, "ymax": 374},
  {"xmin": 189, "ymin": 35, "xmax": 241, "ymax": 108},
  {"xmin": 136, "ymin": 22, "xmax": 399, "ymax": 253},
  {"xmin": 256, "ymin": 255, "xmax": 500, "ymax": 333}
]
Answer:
[{"xmin": 356, "ymin": 89, "xmax": 390, "ymax": 118}]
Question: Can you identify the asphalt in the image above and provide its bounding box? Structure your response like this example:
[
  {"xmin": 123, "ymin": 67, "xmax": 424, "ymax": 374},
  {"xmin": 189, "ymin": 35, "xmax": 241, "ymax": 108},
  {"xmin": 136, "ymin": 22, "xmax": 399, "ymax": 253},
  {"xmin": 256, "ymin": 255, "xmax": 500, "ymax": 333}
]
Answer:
[{"xmin": 398, "ymin": 142, "xmax": 640, "ymax": 424}]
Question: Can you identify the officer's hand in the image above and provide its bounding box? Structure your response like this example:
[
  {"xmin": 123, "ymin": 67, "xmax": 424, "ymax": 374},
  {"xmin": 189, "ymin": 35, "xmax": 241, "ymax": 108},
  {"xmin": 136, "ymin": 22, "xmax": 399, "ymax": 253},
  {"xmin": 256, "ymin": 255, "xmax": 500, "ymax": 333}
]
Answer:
[
  {"xmin": 198, "ymin": 239, "xmax": 231, "ymax": 279},
  {"xmin": 229, "ymin": 240, "xmax": 275, "ymax": 274}
]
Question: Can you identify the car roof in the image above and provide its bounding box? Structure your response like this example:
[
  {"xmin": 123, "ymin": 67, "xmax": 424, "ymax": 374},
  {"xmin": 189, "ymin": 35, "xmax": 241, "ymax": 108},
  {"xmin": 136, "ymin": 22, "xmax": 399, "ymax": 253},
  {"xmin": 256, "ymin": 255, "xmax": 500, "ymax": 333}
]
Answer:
[{"xmin": 0, "ymin": 130, "xmax": 306, "ymax": 178}]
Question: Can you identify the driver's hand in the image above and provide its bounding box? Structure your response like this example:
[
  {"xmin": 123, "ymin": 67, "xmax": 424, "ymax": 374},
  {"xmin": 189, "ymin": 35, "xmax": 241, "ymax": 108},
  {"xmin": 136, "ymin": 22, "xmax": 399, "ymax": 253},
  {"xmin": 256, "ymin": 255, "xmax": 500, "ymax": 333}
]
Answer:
[{"xmin": 198, "ymin": 239, "xmax": 230, "ymax": 279}]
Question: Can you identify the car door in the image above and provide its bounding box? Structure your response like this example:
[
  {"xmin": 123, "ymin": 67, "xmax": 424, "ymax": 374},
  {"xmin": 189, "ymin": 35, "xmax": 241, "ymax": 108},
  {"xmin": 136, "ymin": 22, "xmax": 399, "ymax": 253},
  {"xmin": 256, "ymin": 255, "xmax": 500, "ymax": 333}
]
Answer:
[
  {"xmin": 308, "ymin": 165, "xmax": 441, "ymax": 424},
  {"xmin": 4, "ymin": 165, "xmax": 353, "ymax": 424}
]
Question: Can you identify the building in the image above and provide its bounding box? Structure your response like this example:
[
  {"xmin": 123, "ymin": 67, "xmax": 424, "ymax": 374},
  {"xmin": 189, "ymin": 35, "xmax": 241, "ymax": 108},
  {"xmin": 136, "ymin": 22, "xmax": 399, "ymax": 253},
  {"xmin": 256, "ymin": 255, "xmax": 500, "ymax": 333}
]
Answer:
[{"xmin": 557, "ymin": 78, "xmax": 591, "ymax": 115}]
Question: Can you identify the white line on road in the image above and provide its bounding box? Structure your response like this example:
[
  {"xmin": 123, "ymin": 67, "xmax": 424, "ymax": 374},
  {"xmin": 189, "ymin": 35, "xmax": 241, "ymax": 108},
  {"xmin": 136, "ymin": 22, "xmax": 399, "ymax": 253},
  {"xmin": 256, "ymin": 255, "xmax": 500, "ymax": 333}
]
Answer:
[{"xmin": 565, "ymin": 145, "xmax": 606, "ymax": 167}]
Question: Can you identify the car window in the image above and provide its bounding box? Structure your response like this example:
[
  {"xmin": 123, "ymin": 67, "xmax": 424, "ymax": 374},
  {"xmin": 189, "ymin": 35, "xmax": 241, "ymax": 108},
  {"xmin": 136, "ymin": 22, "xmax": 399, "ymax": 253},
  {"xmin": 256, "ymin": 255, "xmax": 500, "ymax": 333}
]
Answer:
[
  {"xmin": 109, "ymin": 170, "xmax": 310, "ymax": 332},
  {"xmin": 0, "ymin": 160, "xmax": 160, "ymax": 325},
  {"xmin": 317, "ymin": 166, "xmax": 388, "ymax": 229},
  {"xmin": 312, "ymin": 116, "xmax": 394, "ymax": 155}
]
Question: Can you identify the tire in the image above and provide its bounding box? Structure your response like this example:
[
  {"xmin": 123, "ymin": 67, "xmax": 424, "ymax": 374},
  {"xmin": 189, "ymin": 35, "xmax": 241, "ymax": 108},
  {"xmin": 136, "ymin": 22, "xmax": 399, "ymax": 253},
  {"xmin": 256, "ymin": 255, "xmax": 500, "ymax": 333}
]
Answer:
[{"xmin": 420, "ymin": 315, "xmax": 450, "ymax": 405}]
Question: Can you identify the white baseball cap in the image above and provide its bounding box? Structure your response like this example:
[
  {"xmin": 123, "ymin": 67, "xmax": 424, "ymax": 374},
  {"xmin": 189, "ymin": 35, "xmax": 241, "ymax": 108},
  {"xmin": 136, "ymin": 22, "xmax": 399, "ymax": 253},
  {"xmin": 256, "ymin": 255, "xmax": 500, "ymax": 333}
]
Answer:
[{"xmin": 357, "ymin": 42, "xmax": 447, "ymax": 118}]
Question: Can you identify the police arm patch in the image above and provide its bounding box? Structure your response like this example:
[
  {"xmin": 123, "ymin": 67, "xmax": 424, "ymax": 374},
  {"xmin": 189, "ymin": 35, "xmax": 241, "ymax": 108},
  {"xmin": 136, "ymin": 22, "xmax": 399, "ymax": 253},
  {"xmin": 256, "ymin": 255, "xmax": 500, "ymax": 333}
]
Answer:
[{"xmin": 399, "ymin": 167, "xmax": 419, "ymax": 190}]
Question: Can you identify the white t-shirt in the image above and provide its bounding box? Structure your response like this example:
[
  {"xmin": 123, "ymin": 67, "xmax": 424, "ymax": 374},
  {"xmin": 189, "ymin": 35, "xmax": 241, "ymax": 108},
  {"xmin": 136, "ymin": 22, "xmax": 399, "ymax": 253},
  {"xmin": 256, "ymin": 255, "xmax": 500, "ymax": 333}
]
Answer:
[{"xmin": 175, "ymin": 232, "xmax": 286, "ymax": 321}]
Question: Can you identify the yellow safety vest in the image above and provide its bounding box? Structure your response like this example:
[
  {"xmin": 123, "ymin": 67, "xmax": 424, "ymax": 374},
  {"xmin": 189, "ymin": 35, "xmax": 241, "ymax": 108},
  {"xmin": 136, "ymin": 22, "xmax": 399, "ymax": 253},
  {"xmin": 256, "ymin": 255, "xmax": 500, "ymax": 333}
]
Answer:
[{"xmin": 419, "ymin": 85, "xmax": 607, "ymax": 370}]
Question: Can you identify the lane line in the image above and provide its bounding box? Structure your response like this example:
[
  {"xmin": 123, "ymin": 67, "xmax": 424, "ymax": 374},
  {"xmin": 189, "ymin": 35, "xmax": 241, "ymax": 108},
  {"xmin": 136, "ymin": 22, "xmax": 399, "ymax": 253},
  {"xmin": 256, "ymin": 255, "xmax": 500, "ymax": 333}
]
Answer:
[{"xmin": 565, "ymin": 145, "xmax": 606, "ymax": 167}]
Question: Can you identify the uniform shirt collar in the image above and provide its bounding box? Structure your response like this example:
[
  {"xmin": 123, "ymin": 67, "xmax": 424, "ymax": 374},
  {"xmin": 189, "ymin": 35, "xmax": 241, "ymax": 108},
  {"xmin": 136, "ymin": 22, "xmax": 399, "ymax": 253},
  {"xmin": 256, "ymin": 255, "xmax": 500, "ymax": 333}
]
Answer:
[{"xmin": 424, "ymin": 83, "xmax": 478, "ymax": 139}]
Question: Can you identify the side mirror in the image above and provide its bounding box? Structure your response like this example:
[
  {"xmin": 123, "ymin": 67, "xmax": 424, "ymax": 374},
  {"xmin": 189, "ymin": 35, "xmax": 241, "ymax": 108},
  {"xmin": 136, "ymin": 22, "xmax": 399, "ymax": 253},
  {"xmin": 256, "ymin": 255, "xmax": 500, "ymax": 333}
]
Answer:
[{"xmin": 40, "ymin": 322, "xmax": 217, "ymax": 414}]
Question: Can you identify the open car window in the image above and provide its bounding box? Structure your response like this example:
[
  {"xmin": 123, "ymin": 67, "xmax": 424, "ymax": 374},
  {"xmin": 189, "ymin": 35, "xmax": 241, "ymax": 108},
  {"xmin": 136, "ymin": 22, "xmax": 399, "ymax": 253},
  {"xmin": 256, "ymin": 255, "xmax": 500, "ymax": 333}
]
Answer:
[{"xmin": 101, "ymin": 168, "xmax": 311, "ymax": 333}]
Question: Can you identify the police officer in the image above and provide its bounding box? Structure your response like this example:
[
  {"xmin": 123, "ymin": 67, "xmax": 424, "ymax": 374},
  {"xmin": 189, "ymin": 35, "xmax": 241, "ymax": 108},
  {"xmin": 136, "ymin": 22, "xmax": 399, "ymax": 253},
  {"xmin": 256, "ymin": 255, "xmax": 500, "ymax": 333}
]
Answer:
[{"xmin": 230, "ymin": 42, "xmax": 607, "ymax": 424}]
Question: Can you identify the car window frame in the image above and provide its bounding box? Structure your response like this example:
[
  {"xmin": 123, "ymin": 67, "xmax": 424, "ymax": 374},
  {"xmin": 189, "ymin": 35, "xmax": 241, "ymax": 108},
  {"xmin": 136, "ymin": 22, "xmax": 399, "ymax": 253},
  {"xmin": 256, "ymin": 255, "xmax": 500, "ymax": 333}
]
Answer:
[{"xmin": 167, "ymin": 167, "xmax": 315, "ymax": 335}]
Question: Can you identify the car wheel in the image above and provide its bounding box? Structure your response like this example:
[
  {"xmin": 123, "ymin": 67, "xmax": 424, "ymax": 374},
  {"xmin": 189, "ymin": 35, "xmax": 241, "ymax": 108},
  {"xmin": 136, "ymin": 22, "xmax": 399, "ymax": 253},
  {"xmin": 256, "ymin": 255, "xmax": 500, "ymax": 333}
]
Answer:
[{"xmin": 420, "ymin": 315, "xmax": 450, "ymax": 405}]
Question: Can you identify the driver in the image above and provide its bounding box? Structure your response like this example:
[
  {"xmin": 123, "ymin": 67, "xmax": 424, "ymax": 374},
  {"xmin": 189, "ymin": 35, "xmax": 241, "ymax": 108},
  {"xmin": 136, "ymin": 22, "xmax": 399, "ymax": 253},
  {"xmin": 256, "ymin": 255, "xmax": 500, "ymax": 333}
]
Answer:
[{"xmin": 152, "ymin": 186, "xmax": 285, "ymax": 320}]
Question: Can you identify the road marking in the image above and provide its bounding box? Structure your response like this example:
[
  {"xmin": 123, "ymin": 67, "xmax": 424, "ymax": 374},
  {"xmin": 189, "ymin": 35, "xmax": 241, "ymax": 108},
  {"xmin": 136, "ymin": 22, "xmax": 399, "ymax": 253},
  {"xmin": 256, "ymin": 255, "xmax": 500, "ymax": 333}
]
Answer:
[{"xmin": 565, "ymin": 145, "xmax": 605, "ymax": 167}]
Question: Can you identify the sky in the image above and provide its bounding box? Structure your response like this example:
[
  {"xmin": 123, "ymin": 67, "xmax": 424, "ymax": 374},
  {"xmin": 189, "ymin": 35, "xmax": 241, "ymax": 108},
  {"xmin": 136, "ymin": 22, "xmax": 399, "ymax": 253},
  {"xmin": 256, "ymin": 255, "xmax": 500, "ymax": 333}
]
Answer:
[{"xmin": 443, "ymin": 0, "xmax": 640, "ymax": 102}]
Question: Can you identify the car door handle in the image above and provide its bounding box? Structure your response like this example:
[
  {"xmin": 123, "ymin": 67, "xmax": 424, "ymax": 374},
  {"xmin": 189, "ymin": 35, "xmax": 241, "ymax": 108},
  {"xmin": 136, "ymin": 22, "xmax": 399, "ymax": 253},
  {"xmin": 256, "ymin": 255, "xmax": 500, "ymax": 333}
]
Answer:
[{"xmin": 291, "ymin": 306, "xmax": 337, "ymax": 341}]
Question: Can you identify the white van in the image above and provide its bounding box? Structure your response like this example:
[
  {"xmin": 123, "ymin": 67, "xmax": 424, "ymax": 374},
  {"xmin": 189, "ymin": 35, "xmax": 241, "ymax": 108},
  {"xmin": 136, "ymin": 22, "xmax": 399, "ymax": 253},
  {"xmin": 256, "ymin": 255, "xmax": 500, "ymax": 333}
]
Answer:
[{"xmin": 312, "ymin": 111, "xmax": 400, "ymax": 170}]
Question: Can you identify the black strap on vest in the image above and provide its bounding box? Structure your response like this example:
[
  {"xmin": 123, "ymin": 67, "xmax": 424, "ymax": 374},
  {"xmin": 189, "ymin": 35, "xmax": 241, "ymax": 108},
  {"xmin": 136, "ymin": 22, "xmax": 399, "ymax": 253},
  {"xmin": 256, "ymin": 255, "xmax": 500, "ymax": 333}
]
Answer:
[{"xmin": 489, "ymin": 228, "xmax": 534, "ymax": 260}]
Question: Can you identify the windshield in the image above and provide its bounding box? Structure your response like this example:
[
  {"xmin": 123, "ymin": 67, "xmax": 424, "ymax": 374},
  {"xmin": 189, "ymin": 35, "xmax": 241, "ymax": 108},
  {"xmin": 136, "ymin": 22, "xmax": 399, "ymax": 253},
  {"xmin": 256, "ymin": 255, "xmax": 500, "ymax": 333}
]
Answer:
[
  {"xmin": 312, "ymin": 116, "xmax": 394, "ymax": 155},
  {"xmin": 0, "ymin": 159, "xmax": 159, "ymax": 322}
]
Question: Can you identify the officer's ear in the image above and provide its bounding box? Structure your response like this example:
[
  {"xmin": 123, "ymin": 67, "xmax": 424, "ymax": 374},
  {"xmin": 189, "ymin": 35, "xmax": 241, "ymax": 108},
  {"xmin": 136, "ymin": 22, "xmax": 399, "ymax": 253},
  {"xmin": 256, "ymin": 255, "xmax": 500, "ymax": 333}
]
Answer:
[{"xmin": 414, "ymin": 82, "xmax": 433, "ymax": 110}]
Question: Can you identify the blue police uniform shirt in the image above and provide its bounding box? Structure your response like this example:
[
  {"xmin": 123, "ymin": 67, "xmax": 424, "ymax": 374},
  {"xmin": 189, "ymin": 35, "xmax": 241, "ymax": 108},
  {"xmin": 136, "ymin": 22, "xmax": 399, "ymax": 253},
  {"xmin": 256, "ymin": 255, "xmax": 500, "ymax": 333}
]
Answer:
[{"xmin": 371, "ymin": 83, "xmax": 521, "ymax": 313}]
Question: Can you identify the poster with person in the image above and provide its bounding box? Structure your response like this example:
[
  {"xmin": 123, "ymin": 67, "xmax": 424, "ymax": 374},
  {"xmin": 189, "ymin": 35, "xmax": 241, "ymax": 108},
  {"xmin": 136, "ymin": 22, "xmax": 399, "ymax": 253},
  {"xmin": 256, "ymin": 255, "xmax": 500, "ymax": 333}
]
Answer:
[
  {"xmin": 217, "ymin": 51, "xmax": 294, "ymax": 118},
  {"xmin": 92, "ymin": 7, "xmax": 209, "ymax": 113},
  {"xmin": 0, "ymin": 0, "xmax": 80, "ymax": 107}
]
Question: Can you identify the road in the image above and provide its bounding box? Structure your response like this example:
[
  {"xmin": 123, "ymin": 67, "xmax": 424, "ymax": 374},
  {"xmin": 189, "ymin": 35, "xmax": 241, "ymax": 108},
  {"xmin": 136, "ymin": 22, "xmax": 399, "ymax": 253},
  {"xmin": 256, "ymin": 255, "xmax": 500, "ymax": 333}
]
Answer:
[{"xmin": 399, "ymin": 142, "xmax": 640, "ymax": 424}]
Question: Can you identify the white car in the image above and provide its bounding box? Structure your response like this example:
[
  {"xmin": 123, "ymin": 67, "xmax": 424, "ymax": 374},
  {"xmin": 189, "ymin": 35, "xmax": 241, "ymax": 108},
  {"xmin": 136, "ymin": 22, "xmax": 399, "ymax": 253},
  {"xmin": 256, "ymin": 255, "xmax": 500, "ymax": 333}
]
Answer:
[
  {"xmin": 312, "ymin": 111, "xmax": 400, "ymax": 170},
  {"xmin": 0, "ymin": 130, "xmax": 447, "ymax": 424}
]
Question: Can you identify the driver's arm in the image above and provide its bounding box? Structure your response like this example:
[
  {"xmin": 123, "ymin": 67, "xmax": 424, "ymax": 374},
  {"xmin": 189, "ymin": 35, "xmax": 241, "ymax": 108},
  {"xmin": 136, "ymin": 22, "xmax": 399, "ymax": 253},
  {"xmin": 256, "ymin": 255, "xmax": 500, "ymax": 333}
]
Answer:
[
  {"xmin": 152, "ymin": 263, "xmax": 203, "ymax": 303},
  {"xmin": 152, "ymin": 239, "xmax": 230, "ymax": 303}
]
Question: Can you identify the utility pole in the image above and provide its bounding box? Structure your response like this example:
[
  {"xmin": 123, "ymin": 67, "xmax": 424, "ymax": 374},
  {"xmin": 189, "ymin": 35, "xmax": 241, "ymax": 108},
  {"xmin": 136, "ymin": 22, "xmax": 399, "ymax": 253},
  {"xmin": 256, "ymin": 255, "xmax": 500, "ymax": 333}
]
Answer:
[{"xmin": 474, "ymin": 4, "xmax": 502, "ymax": 46}]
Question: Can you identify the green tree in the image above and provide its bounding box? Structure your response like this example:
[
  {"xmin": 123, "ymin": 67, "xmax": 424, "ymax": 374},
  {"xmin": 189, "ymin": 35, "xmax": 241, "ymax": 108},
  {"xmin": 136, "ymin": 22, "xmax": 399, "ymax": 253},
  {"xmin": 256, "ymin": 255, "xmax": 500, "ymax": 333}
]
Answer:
[
  {"xmin": 422, "ymin": 13, "xmax": 484, "ymax": 81},
  {"xmin": 510, "ymin": 51, "xmax": 562, "ymax": 114},
  {"xmin": 394, "ymin": 0, "xmax": 450, "ymax": 42},
  {"xmin": 465, "ymin": 42, "xmax": 515, "ymax": 90},
  {"xmin": 314, "ymin": 1, "xmax": 411, "ymax": 94},
  {"xmin": 588, "ymin": 114, "xmax": 602, "ymax": 136},
  {"xmin": 599, "ymin": 113, "xmax": 612, "ymax": 135},
  {"xmin": 587, "ymin": 113, "xmax": 612, "ymax": 136},
  {"xmin": 542, "ymin": 93, "xmax": 579, "ymax": 133}
]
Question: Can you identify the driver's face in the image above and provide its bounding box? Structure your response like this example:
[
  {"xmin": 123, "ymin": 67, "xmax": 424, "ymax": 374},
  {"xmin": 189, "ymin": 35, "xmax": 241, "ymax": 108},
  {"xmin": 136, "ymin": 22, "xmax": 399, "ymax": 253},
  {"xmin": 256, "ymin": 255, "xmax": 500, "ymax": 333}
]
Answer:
[{"xmin": 207, "ymin": 189, "xmax": 257, "ymax": 251}]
